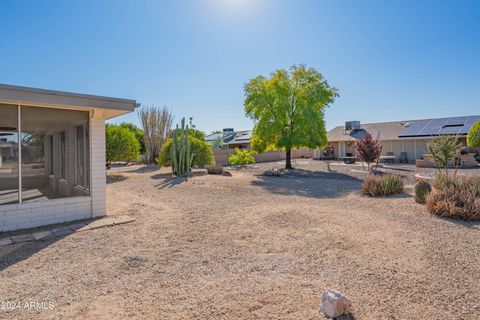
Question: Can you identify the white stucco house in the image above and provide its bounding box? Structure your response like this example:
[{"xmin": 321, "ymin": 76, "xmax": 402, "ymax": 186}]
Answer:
[{"xmin": 0, "ymin": 84, "xmax": 137, "ymax": 232}]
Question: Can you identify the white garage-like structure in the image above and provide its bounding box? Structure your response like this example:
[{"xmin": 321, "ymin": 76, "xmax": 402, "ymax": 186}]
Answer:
[{"xmin": 0, "ymin": 84, "xmax": 137, "ymax": 232}]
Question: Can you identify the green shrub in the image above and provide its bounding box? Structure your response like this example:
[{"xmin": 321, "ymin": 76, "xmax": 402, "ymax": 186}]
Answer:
[
  {"xmin": 158, "ymin": 136, "xmax": 215, "ymax": 167},
  {"xmin": 228, "ymin": 148, "xmax": 256, "ymax": 165},
  {"xmin": 426, "ymin": 174, "xmax": 480, "ymax": 220},
  {"xmin": 207, "ymin": 165, "xmax": 223, "ymax": 175},
  {"xmin": 414, "ymin": 180, "xmax": 432, "ymax": 204},
  {"xmin": 105, "ymin": 124, "xmax": 140, "ymax": 166},
  {"xmin": 119, "ymin": 122, "xmax": 145, "ymax": 155},
  {"xmin": 467, "ymin": 120, "xmax": 480, "ymax": 148},
  {"xmin": 362, "ymin": 174, "xmax": 404, "ymax": 196}
]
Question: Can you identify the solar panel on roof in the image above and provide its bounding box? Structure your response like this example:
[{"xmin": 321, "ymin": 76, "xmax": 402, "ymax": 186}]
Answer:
[{"xmin": 398, "ymin": 115, "xmax": 480, "ymax": 137}]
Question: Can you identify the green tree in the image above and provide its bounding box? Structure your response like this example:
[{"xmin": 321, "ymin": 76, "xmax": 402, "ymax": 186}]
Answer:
[
  {"xmin": 244, "ymin": 64, "xmax": 338, "ymax": 169},
  {"xmin": 119, "ymin": 122, "xmax": 145, "ymax": 155},
  {"xmin": 158, "ymin": 136, "xmax": 215, "ymax": 167},
  {"xmin": 428, "ymin": 135, "xmax": 462, "ymax": 176},
  {"xmin": 467, "ymin": 120, "xmax": 480, "ymax": 148},
  {"xmin": 105, "ymin": 124, "xmax": 140, "ymax": 167}
]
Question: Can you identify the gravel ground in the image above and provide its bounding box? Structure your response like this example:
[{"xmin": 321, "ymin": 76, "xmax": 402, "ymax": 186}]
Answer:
[{"xmin": 1, "ymin": 160, "xmax": 480, "ymax": 319}]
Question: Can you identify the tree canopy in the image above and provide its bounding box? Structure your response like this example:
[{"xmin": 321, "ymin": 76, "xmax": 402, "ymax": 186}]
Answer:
[
  {"xmin": 119, "ymin": 122, "xmax": 145, "ymax": 155},
  {"xmin": 244, "ymin": 64, "xmax": 338, "ymax": 169},
  {"xmin": 105, "ymin": 124, "xmax": 140, "ymax": 166},
  {"xmin": 467, "ymin": 120, "xmax": 480, "ymax": 148}
]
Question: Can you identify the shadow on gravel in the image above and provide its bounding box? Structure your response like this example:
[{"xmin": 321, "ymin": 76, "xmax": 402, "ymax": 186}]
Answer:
[
  {"xmin": 151, "ymin": 173, "xmax": 174, "ymax": 180},
  {"xmin": 125, "ymin": 165, "xmax": 159, "ymax": 174},
  {"xmin": 153, "ymin": 171, "xmax": 209, "ymax": 189},
  {"xmin": 155, "ymin": 177, "xmax": 189, "ymax": 189},
  {"xmin": 0, "ymin": 235, "xmax": 68, "ymax": 272},
  {"xmin": 438, "ymin": 217, "xmax": 480, "ymax": 229},
  {"xmin": 252, "ymin": 170, "xmax": 362, "ymax": 199},
  {"xmin": 107, "ymin": 174, "xmax": 128, "ymax": 184}
]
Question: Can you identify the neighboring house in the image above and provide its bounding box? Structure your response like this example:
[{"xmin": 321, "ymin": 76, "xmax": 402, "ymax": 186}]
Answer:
[
  {"xmin": 0, "ymin": 84, "xmax": 137, "ymax": 232},
  {"xmin": 205, "ymin": 128, "xmax": 251, "ymax": 149},
  {"xmin": 206, "ymin": 127, "xmax": 314, "ymax": 165},
  {"xmin": 322, "ymin": 116, "xmax": 480, "ymax": 162}
]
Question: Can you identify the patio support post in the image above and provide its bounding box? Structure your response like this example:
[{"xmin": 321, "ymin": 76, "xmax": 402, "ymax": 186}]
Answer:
[{"xmin": 18, "ymin": 104, "xmax": 22, "ymax": 203}]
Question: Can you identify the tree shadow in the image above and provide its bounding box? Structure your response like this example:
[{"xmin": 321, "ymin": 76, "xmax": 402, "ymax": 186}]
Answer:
[
  {"xmin": 124, "ymin": 164, "xmax": 159, "ymax": 174},
  {"xmin": 151, "ymin": 173, "xmax": 174, "ymax": 180},
  {"xmin": 252, "ymin": 170, "xmax": 362, "ymax": 199},
  {"xmin": 107, "ymin": 174, "xmax": 128, "ymax": 184}
]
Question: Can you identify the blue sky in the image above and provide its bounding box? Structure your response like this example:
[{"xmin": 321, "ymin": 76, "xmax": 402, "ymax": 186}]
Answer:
[{"xmin": 1, "ymin": 0, "xmax": 479, "ymax": 133}]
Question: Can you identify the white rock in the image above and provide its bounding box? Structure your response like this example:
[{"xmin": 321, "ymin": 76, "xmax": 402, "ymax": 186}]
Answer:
[{"xmin": 320, "ymin": 289, "xmax": 352, "ymax": 318}]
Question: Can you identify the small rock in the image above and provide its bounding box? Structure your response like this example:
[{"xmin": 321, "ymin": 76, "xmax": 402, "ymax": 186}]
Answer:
[{"xmin": 320, "ymin": 289, "xmax": 352, "ymax": 318}]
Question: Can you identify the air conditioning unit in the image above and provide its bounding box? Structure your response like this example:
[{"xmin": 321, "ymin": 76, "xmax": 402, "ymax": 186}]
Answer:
[{"xmin": 345, "ymin": 121, "xmax": 361, "ymax": 132}]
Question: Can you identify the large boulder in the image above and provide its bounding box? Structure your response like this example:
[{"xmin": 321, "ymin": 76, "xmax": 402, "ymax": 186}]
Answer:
[{"xmin": 320, "ymin": 289, "xmax": 352, "ymax": 318}]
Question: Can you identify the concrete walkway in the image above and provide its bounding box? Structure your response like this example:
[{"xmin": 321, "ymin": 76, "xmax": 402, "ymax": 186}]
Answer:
[{"xmin": 0, "ymin": 215, "xmax": 135, "ymax": 246}]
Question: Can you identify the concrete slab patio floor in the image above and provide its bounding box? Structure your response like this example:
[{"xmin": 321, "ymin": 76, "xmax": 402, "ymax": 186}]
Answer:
[{"xmin": 0, "ymin": 215, "xmax": 135, "ymax": 246}]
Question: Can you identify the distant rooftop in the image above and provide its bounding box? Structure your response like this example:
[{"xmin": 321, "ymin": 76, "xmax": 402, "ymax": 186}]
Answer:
[{"xmin": 328, "ymin": 115, "xmax": 480, "ymax": 142}]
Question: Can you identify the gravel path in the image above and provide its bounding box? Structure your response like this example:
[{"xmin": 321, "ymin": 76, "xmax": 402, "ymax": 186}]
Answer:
[{"xmin": 1, "ymin": 161, "xmax": 479, "ymax": 319}]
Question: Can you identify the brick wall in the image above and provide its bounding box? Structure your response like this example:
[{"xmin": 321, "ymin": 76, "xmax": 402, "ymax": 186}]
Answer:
[{"xmin": 0, "ymin": 196, "xmax": 91, "ymax": 232}]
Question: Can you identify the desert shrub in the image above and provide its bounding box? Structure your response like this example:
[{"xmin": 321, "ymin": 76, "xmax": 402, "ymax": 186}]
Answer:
[
  {"xmin": 105, "ymin": 124, "xmax": 140, "ymax": 166},
  {"xmin": 362, "ymin": 174, "xmax": 404, "ymax": 196},
  {"xmin": 263, "ymin": 168, "xmax": 285, "ymax": 177},
  {"xmin": 426, "ymin": 174, "xmax": 480, "ymax": 220},
  {"xmin": 207, "ymin": 165, "xmax": 223, "ymax": 175},
  {"xmin": 228, "ymin": 148, "xmax": 256, "ymax": 165},
  {"xmin": 158, "ymin": 136, "xmax": 215, "ymax": 167},
  {"xmin": 414, "ymin": 179, "xmax": 432, "ymax": 204},
  {"xmin": 473, "ymin": 177, "xmax": 480, "ymax": 197}
]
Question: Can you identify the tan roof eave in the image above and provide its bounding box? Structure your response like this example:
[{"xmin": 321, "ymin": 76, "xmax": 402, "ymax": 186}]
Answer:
[{"xmin": 0, "ymin": 83, "xmax": 137, "ymax": 113}]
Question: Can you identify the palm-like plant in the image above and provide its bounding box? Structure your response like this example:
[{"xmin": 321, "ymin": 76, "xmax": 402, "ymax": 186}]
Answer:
[{"xmin": 428, "ymin": 135, "xmax": 462, "ymax": 176}]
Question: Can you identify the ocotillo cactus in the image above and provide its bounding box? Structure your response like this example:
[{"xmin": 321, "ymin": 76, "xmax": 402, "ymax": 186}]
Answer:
[{"xmin": 170, "ymin": 117, "xmax": 193, "ymax": 176}]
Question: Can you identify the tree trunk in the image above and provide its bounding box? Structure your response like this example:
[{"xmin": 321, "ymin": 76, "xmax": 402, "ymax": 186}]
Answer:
[{"xmin": 286, "ymin": 148, "xmax": 293, "ymax": 169}]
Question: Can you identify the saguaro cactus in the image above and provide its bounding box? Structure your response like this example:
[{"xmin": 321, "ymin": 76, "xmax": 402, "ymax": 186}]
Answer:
[{"xmin": 170, "ymin": 117, "xmax": 193, "ymax": 176}]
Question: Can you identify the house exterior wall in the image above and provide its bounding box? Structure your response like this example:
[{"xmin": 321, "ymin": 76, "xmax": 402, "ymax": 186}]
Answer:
[
  {"xmin": 0, "ymin": 111, "xmax": 107, "ymax": 232},
  {"xmin": 325, "ymin": 137, "xmax": 471, "ymax": 163},
  {"xmin": 0, "ymin": 197, "xmax": 91, "ymax": 231},
  {"xmin": 90, "ymin": 117, "xmax": 107, "ymax": 218}
]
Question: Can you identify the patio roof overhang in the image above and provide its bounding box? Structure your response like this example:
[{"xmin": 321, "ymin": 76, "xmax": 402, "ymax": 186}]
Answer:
[{"xmin": 0, "ymin": 83, "xmax": 138, "ymax": 119}]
